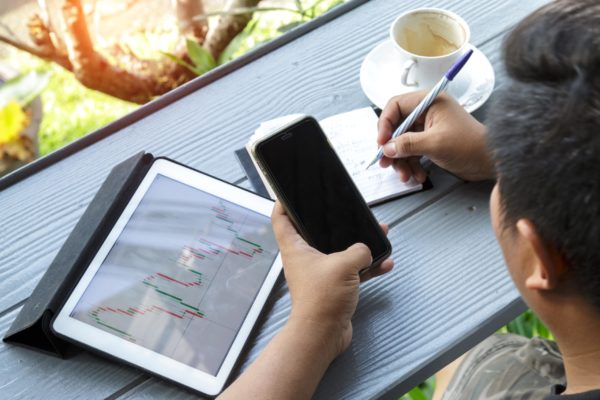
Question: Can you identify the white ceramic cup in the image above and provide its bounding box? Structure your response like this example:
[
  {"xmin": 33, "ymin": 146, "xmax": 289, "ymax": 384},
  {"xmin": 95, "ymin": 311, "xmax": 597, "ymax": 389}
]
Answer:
[{"xmin": 390, "ymin": 8, "xmax": 470, "ymax": 89}]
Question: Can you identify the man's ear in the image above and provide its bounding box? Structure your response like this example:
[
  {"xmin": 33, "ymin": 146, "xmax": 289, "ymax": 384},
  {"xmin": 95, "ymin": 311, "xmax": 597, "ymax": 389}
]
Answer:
[{"xmin": 516, "ymin": 219, "xmax": 566, "ymax": 290}]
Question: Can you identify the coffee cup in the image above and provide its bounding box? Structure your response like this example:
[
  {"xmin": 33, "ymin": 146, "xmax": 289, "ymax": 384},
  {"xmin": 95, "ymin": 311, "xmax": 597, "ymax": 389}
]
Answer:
[{"xmin": 390, "ymin": 8, "xmax": 470, "ymax": 89}]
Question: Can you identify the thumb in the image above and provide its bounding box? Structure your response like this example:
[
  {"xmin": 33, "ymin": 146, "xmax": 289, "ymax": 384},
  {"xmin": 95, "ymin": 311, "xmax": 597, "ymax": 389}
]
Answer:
[
  {"xmin": 382, "ymin": 131, "xmax": 430, "ymax": 159},
  {"xmin": 338, "ymin": 243, "xmax": 372, "ymax": 272}
]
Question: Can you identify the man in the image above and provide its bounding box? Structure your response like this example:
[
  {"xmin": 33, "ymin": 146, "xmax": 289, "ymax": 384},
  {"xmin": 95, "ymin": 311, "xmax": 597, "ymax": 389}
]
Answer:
[{"xmin": 220, "ymin": 1, "xmax": 600, "ymax": 398}]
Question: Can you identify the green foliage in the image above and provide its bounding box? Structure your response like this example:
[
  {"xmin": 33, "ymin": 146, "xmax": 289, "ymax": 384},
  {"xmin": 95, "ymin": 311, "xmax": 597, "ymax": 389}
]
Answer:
[
  {"xmin": 499, "ymin": 309, "xmax": 553, "ymax": 340},
  {"xmin": 1, "ymin": 0, "xmax": 347, "ymax": 155},
  {"xmin": 186, "ymin": 39, "xmax": 216, "ymax": 75},
  {"xmin": 162, "ymin": 42, "xmax": 216, "ymax": 77},
  {"xmin": 37, "ymin": 60, "xmax": 137, "ymax": 155},
  {"xmin": 400, "ymin": 377, "xmax": 436, "ymax": 400},
  {"xmin": 4, "ymin": 52, "xmax": 137, "ymax": 155},
  {"xmin": 219, "ymin": 0, "xmax": 346, "ymax": 64}
]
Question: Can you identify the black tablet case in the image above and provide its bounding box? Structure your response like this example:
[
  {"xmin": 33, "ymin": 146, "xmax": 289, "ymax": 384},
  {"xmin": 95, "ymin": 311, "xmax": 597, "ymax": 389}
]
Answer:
[{"xmin": 3, "ymin": 152, "xmax": 154, "ymax": 357}]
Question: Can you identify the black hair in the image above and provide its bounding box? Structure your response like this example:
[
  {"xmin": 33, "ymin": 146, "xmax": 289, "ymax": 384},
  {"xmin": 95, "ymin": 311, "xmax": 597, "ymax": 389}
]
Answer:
[{"xmin": 486, "ymin": 0, "xmax": 600, "ymax": 311}]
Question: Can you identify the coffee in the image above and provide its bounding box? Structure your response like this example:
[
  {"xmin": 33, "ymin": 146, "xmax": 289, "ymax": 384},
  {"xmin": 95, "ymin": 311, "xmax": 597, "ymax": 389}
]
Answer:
[
  {"xmin": 394, "ymin": 12, "xmax": 465, "ymax": 57},
  {"xmin": 389, "ymin": 8, "xmax": 470, "ymax": 89}
]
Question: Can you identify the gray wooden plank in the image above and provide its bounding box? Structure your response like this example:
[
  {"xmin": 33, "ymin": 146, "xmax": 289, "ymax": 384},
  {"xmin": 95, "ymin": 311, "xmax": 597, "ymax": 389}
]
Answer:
[
  {"xmin": 316, "ymin": 182, "xmax": 516, "ymax": 399},
  {"xmin": 234, "ymin": 178, "xmax": 254, "ymax": 191},
  {"xmin": 115, "ymin": 182, "xmax": 520, "ymax": 400},
  {"xmin": 372, "ymin": 164, "xmax": 462, "ymax": 225},
  {"xmin": 240, "ymin": 182, "xmax": 521, "ymax": 400},
  {"xmin": 0, "ymin": 307, "xmax": 141, "ymax": 399},
  {"xmin": 0, "ymin": 0, "xmax": 547, "ymax": 313},
  {"xmin": 0, "ymin": 0, "xmax": 550, "ymax": 398}
]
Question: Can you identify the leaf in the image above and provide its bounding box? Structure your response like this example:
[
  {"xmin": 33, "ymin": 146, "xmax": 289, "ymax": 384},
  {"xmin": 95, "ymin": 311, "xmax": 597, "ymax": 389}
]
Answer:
[
  {"xmin": 306, "ymin": 0, "xmax": 344, "ymax": 18},
  {"xmin": 186, "ymin": 39, "xmax": 216, "ymax": 75},
  {"xmin": 406, "ymin": 387, "xmax": 428, "ymax": 400},
  {"xmin": 277, "ymin": 20, "xmax": 304, "ymax": 33},
  {"xmin": 162, "ymin": 51, "xmax": 198, "ymax": 74},
  {"xmin": 0, "ymin": 101, "xmax": 27, "ymax": 144},
  {"xmin": 0, "ymin": 71, "xmax": 50, "ymax": 110}
]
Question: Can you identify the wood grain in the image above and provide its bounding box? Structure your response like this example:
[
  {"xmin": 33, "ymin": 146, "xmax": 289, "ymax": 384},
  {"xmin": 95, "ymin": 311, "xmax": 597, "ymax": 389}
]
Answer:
[
  {"xmin": 113, "ymin": 182, "xmax": 521, "ymax": 400},
  {"xmin": 0, "ymin": 0, "xmax": 550, "ymax": 398},
  {"xmin": 0, "ymin": 0, "xmax": 546, "ymax": 313},
  {"xmin": 0, "ymin": 307, "xmax": 141, "ymax": 399}
]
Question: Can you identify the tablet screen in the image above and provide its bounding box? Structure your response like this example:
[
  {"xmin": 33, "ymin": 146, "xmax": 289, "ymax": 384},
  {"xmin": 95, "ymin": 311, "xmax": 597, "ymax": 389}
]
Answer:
[{"xmin": 69, "ymin": 174, "xmax": 279, "ymax": 376}]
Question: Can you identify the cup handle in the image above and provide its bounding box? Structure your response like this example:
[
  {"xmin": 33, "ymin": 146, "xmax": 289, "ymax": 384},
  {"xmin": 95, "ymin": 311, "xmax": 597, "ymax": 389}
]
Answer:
[{"xmin": 401, "ymin": 58, "xmax": 418, "ymax": 87}]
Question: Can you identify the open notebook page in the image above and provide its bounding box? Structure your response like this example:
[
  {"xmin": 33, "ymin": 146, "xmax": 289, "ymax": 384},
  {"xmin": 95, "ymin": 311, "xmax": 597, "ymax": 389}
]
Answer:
[
  {"xmin": 319, "ymin": 107, "xmax": 422, "ymax": 205},
  {"xmin": 247, "ymin": 108, "xmax": 422, "ymax": 205}
]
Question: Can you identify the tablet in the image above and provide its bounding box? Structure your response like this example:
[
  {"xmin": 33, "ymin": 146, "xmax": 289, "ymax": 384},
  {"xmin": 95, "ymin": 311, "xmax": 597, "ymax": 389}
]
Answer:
[{"xmin": 52, "ymin": 158, "xmax": 282, "ymax": 396}]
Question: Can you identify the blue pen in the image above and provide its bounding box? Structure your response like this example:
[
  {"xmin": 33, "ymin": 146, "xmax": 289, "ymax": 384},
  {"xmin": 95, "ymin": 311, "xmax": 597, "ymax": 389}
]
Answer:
[{"xmin": 366, "ymin": 49, "xmax": 474, "ymax": 170}]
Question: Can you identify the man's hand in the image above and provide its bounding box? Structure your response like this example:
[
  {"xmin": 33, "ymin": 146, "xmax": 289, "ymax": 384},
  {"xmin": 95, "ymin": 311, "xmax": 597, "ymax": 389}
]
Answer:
[
  {"xmin": 271, "ymin": 202, "xmax": 394, "ymax": 357},
  {"xmin": 218, "ymin": 204, "xmax": 394, "ymax": 400},
  {"xmin": 378, "ymin": 92, "xmax": 495, "ymax": 182}
]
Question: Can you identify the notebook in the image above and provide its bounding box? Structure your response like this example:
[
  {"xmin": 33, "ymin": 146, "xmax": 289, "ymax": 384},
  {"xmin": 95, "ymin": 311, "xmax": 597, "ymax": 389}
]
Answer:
[{"xmin": 242, "ymin": 107, "xmax": 425, "ymax": 206}]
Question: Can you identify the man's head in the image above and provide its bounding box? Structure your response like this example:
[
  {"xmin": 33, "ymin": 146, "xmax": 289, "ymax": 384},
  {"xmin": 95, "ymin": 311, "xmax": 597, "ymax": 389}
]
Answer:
[{"xmin": 486, "ymin": 0, "xmax": 600, "ymax": 324}]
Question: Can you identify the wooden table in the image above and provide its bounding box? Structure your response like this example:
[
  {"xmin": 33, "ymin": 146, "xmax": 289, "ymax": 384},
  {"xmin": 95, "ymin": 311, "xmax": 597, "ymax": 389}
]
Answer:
[{"xmin": 0, "ymin": 1, "xmax": 550, "ymax": 398}]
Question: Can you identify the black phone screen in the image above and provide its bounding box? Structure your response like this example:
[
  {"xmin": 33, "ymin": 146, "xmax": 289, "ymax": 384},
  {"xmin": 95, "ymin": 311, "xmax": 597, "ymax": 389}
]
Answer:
[{"xmin": 255, "ymin": 117, "xmax": 390, "ymax": 261}]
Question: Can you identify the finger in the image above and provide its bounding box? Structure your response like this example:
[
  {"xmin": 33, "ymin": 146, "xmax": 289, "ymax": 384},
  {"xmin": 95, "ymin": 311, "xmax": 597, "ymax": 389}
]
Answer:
[
  {"xmin": 360, "ymin": 258, "xmax": 394, "ymax": 283},
  {"xmin": 379, "ymin": 223, "xmax": 389, "ymax": 235},
  {"xmin": 383, "ymin": 131, "xmax": 430, "ymax": 159},
  {"xmin": 408, "ymin": 157, "xmax": 428, "ymax": 183},
  {"xmin": 339, "ymin": 243, "xmax": 372, "ymax": 272},
  {"xmin": 392, "ymin": 159, "xmax": 412, "ymax": 182},
  {"xmin": 379, "ymin": 156, "xmax": 393, "ymax": 169},
  {"xmin": 378, "ymin": 91, "xmax": 429, "ymax": 146},
  {"xmin": 271, "ymin": 201, "xmax": 307, "ymax": 250}
]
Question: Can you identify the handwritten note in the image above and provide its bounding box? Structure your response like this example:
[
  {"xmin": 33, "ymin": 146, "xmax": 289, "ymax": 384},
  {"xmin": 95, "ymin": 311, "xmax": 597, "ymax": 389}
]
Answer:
[
  {"xmin": 320, "ymin": 108, "xmax": 422, "ymax": 205},
  {"xmin": 248, "ymin": 108, "xmax": 423, "ymax": 205}
]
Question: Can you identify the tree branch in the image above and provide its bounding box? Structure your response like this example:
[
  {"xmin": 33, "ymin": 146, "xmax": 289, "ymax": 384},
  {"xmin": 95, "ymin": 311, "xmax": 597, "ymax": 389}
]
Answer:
[
  {"xmin": 59, "ymin": 0, "xmax": 194, "ymax": 103},
  {"xmin": 37, "ymin": 0, "xmax": 68, "ymax": 57},
  {"xmin": 27, "ymin": 13, "xmax": 73, "ymax": 70},
  {"xmin": 1, "ymin": 0, "xmax": 263, "ymax": 103},
  {"xmin": 174, "ymin": 0, "xmax": 208, "ymax": 43},
  {"xmin": 0, "ymin": 20, "xmax": 17, "ymax": 38},
  {"xmin": 203, "ymin": 0, "xmax": 260, "ymax": 60}
]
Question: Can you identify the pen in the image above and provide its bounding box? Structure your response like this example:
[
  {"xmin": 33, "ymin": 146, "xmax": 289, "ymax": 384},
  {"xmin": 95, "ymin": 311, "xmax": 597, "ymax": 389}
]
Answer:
[{"xmin": 366, "ymin": 49, "xmax": 474, "ymax": 170}]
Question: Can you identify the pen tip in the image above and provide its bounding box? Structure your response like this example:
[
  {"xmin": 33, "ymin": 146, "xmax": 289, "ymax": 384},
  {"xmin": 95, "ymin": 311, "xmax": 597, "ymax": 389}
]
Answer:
[{"xmin": 445, "ymin": 49, "xmax": 474, "ymax": 81}]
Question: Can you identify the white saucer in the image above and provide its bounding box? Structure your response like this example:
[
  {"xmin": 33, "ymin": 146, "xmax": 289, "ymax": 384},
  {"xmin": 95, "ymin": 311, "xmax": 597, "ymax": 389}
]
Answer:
[{"xmin": 360, "ymin": 40, "xmax": 495, "ymax": 113}]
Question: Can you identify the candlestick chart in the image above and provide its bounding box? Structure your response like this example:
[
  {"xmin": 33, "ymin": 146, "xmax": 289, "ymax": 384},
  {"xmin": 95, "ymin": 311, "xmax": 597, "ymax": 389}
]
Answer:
[{"xmin": 71, "ymin": 175, "xmax": 278, "ymax": 374}]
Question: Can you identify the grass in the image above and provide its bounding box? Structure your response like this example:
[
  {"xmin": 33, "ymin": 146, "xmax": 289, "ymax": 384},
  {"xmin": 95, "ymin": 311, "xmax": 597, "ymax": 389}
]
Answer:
[{"xmin": 1, "ymin": 49, "xmax": 138, "ymax": 156}]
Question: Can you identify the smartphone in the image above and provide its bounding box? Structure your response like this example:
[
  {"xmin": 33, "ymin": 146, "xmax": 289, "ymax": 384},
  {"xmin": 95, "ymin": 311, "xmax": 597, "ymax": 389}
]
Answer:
[{"xmin": 252, "ymin": 116, "xmax": 391, "ymax": 268}]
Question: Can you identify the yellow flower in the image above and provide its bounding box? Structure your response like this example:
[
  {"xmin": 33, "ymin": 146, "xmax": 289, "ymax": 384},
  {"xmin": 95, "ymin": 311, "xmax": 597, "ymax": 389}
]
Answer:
[{"xmin": 0, "ymin": 101, "xmax": 27, "ymax": 144}]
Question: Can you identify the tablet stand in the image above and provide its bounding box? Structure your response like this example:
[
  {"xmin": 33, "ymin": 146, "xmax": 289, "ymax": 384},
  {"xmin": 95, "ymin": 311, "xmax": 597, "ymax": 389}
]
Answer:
[{"xmin": 3, "ymin": 152, "xmax": 154, "ymax": 357}]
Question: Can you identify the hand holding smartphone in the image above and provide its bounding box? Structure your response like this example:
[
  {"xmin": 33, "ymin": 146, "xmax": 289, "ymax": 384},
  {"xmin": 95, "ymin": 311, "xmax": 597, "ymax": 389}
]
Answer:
[{"xmin": 251, "ymin": 116, "xmax": 391, "ymax": 268}]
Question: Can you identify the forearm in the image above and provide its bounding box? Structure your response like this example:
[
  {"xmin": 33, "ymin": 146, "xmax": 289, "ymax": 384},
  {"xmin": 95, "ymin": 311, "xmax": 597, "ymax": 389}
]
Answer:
[{"xmin": 218, "ymin": 319, "xmax": 339, "ymax": 400}]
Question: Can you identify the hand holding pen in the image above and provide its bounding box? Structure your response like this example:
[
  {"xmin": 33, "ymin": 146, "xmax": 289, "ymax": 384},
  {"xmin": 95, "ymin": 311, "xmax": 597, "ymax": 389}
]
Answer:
[
  {"xmin": 367, "ymin": 49, "xmax": 474, "ymax": 170},
  {"xmin": 374, "ymin": 49, "xmax": 497, "ymax": 183}
]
